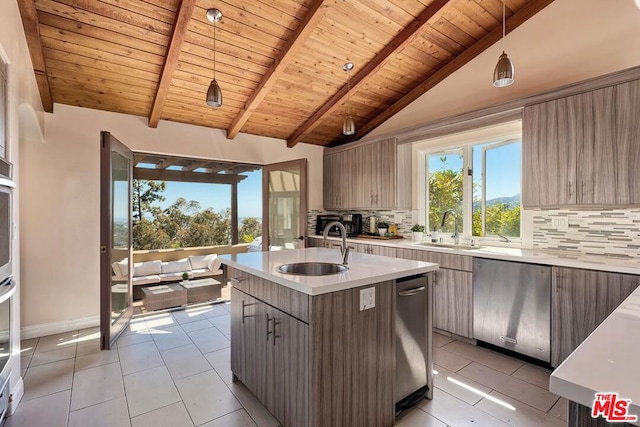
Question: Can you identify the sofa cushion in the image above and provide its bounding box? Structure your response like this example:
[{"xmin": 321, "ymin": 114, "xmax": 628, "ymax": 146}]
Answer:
[
  {"xmin": 112, "ymin": 262, "xmax": 124, "ymax": 279},
  {"xmin": 134, "ymin": 260, "xmax": 162, "ymax": 277},
  {"xmin": 158, "ymin": 272, "xmax": 190, "ymax": 281},
  {"xmin": 132, "ymin": 275, "xmax": 161, "ymax": 285},
  {"xmin": 189, "ymin": 254, "xmax": 218, "ymax": 270},
  {"xmin": 191, "ymin": 268, "xmax": 223, "ymax": 278},
  {"xmin": 208, "ymin": 255, "xmax": 221, "ymax": 272},
  {"xmin": 161, "ymin": 259, "xmax": 191, "ymax": 274},
  {"xmin": 116, "ymin": 258, "xmax": 129, "ymax": 278}
]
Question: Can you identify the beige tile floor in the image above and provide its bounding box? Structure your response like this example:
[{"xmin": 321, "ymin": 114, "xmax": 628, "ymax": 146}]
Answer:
[{"xmin": 10, "ymin": 301, "xmax": 568, "ymax": 427}]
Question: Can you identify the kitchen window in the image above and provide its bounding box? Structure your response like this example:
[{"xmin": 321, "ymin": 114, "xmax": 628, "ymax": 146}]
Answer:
[{"xmin": 420, "ymin": 126, "xmax": 522, "ymax": 242}]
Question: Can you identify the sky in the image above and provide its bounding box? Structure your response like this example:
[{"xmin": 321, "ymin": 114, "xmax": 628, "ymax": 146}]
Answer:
[
  {"xmin": 428, "ymin": 141, "xmax": 521, "ymax": 201},
  {"xmin": 155, "ymin": 169, "xmax": 263, "ymax": 218}
]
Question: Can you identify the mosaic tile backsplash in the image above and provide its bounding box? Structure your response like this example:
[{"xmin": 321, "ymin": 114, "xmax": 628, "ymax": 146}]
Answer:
[
  {"xmin": 308, "ymin": 209, "xmax": 415, "ymax": 238},
  {"xmin": 533, "ymin": 209, "xmax": 640, "ymax": 258}
]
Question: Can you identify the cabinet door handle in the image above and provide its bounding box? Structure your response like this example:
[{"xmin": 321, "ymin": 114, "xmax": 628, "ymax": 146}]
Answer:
[
  {"xmin": 266, "ymin": 314, "xmax": 273, "ymax": 341},
  {"xmin": 568, "ymin": 181, "xmax": 572, "ymax": 199},
  {"xmin": 241, "ymin": 300, "xmax": 254, "ymax": 323},
  {"xmin": 231, "ymin": 277, "xmax": 245, "ymax": 284},
  {"xmin": 272, "ymin": 318, "xmax": 279, "ymax": 346},
  {"xmin": 581, "ymin": 181, "xmax": 585, "ymax": 201}
]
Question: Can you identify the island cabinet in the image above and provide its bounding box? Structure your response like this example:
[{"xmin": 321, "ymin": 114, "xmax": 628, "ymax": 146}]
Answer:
[
  {"xmin": 397, "ymin": 249, "xmax": 473, "ymax": 338},
  {"xmin": 229, "ymin": 267, "xmax": 396, "ymax": 427},
  {"xmin": 523, "ymin": 79, "xmax": 640, "ymax": 208},
  {"xmin": 323, "ymin": 138, "xmax": 411, "ymax": 210},
  {"xmin": 551, "ymin": 266, "xmax": 640, "ymax": 367}
]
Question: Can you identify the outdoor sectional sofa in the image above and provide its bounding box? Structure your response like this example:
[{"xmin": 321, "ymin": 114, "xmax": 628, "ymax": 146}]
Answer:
[{"xmin": 112, "ymin": 254, "xmax": 225, "ymax": 288}]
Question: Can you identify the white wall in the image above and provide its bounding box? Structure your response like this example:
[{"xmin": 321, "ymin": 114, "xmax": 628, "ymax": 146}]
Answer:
[
  {"xmin": 1, "ymin": 0, "xmax": 46, "ymax": 411},
  {"xmin": 370, "ymin": 0, "xmax": 640, "ymax": 137},
  {"xmin": 20, "ymin": 104, "xmax": 324, "ymax": 330}
]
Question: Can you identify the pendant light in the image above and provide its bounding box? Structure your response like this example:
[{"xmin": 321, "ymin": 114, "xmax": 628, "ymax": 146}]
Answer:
[
  {"xmin": 493, "ymin": 0, "xmax": 514, "ymax": 87},
  {"xmin": 206, "ymin": 8, "xmax": 223, "ymax": 108},
  {"xmin": 342, "ymin": 62, "xmax": 355, "ymax": 136}
]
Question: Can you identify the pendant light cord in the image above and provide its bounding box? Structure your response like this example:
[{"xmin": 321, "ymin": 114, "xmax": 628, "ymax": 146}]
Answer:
[
  {"xmin": 213, "ymin": 19, "xmax": 217, "ymax": 80},
  {"xmin": 347, "ymin": 68, "xmax": 351, "ymax": 115},
  {"xmin": 502, "ymin": 0, "xmax": 506, "ymax": 51}
]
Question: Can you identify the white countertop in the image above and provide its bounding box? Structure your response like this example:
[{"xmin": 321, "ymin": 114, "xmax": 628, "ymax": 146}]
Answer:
[
  {"xmin": 550, "ymin": 286, "xmax": 640, "ymax": 425},
  {"xmin": 220, "ymin": 247, "xmax": 438, "ymax": 296},
  {"xmin": 310, "ymin": 235, "xmax": 640, "ymax": 275}
]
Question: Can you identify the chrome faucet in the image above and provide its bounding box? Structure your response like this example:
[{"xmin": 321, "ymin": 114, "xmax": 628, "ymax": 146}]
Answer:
[
  {"xmin": 441, "ymin": 209, "xmax": 459, "ymax": 245},
  {"xmin": 323, "ymin": 221, "xmax": 350, "ymax": 265},
  {"xmin": 497, "ymin": 233, "xmax": 510, "ymax": 243}
]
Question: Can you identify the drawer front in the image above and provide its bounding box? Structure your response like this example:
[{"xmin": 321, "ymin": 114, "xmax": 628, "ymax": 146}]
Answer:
[
  {"xmin": 229, "ymin": 267, "xmax": 309, "ymax": 323},
  {"xmin": 396, "ymin": 248, "xmax": 472, "ymax": 271}
]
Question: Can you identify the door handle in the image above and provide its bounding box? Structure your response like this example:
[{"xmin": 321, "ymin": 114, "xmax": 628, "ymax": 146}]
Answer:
[
  {"xmin": 297, "ymin": 236, "xmax": 304, "ymax": 240},
  {"xmin": 241, "ymin": 300, "xmax": 254, "ymax": 324},
  {"xmin": 398, "ymin": 286, "xmax": 425, "ymax": 296},
  {"xmin": 266, "ymin": 314, "xmax": 273, "ymax": 341}
]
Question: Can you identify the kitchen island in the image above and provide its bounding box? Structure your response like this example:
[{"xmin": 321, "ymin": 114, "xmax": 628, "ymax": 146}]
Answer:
[
  {"xmin": 220, "ymin": 247, "xmax": 439, "ymax": 427},
  {"xmin": 550, "ymin": 285, "xmax": 640, "ymax": 426}
]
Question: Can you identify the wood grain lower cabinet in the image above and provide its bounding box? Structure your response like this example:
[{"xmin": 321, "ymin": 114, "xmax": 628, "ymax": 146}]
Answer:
[
  {"xmin": 230, "ymin": 268, "xmax": 396, "ymax": 427},
  {"xmin": 433, "ymin": 269, "xmax": 473, "ymax": 338},
  {"xmin": 551, "ymin": 267, "xmax": 640, "ymax": 367},
  {"xmin": 231, "ymin": 287, "xmax": 309, "ymax": 426}
]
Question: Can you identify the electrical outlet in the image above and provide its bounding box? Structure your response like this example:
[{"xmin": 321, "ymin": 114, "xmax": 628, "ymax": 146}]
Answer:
[
  {"xmin": 359, "ymin": 287, "xmax": 375, "ymax": 311},
  {"xmin": 551, "ymin": 216, "xmax": 569, "ymax": 231}
]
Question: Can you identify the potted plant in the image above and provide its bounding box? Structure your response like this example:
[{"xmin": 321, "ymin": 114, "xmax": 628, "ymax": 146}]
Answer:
[
  {"xmin": 377, "ymin": 221, "xmax": 389, "ymax": 237},
  {"xmin": 411, "ymin": 224, "xmax": 425, "ymax": 241},
  {"xmin": 182, "ymin": 272, "xmax": 190, "ymax": 285}
]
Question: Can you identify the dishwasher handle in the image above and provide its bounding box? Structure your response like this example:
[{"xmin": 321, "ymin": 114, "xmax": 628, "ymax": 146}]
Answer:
[{"xmin": 398, "ymin": 286, "xmax": 425, "ymax": 297}]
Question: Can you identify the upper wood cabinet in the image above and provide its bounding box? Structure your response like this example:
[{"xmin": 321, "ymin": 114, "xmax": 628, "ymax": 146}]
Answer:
[
  {"xmin": 323, "ymin": 138, "xmax": 411, "ymax": 210},
  {"xmin": 523, "ymin": 80, "xmax": 640, "ymax": 208}
]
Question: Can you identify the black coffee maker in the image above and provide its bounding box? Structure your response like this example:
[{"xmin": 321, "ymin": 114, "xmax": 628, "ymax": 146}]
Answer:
[{"xmin": 315, "ymin": 214, "xmax": 363, "ymax": 237}]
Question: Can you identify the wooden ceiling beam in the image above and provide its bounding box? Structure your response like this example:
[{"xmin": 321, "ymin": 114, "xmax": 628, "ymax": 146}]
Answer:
[
  {"xmin": 134, "ymin": 168, "xmax": 247, "ymax": 184},
  {"xmin": 350, "ymin": 0, "xmax": 557, "ymax": 142},
  {"xmin": 182, "ymin": 160, "xmax": 211, "ymax": 172},
  {"xmin": 148, "ymin": 0, "xmax": 198, "ymax": 128},
  {"xmin": 286, "ymin": 0, "xmax": 451, "ymax": 148},
  {"xmin": 225, "ymin": 0, "xmax": 332, "ymax": 139},
  {"xmin": 17, "ymin": 0, "xmax": 53, "ymax": 112}
]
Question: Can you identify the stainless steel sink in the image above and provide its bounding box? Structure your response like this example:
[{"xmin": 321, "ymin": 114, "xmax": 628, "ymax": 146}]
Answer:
[
  {"xmin": 277, "ymin": 262, "xmax": 348, "ymax": 276},
  {"xmin": 415, "ymin": 242, "xmax": 482, "ymax": 250}
]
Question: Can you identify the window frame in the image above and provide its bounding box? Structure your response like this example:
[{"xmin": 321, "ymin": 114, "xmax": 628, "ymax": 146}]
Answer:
[{"xmin": 417, "ymin": 124, "xmax": 522, "ymax": 245}]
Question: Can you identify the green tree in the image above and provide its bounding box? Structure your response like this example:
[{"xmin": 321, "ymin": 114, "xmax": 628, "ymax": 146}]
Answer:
[
  {"xmin": 239, "ymin": 217, "xmax": 261, "ymax": 243},
  {"xmin": 430, "ymin": 157, "xmax": 520, "ymax": 238},
  {"xmin": 133, "ymin": 180, "xmax": 166, "ymax": 222},
  {"xmin": 428, "ymin": 156, "xmax": 463, "ymax": 234}
]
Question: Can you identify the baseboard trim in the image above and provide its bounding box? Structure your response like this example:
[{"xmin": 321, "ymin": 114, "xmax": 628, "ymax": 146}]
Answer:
[{"xmin": 21, "ymin": 315, "xmax": 100, "ymax": 340}]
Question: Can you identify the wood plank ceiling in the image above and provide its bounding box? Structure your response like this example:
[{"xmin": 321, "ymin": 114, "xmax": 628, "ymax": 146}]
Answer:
[{"xmin": 17, "ymin": 0, "xmax": 555, "ymax": 147}]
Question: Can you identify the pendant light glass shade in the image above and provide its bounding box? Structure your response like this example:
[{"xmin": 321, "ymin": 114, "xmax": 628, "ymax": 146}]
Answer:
[
  {"xmin": 206, "ymin": 79, "xmax": 223, "ymax": 108},
  {"xmin": 493, "ymin": 0, "xmax": 514, "ymax": 88},
  {"xmin": 343, "ymin": 115, "xmax": 355, "ymax": 136},
  {"xmin": 206, "ymin": 9, "xmax": 223, "ymax": 108},
  {"xmin": 493, "ymin": 51, "xmax": 514, "ymax": 87}
]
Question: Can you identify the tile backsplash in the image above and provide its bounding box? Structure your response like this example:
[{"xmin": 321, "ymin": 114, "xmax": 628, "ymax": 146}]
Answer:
[
  {"xmin": 308, "ymin": 209, "xmax": 415, "ymax": 238},
  {"xmin": 533, "ymin": 208, "xmax": 640, "ymax": 258}
]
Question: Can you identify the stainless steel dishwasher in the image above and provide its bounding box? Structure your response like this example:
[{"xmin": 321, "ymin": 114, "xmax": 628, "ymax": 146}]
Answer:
[
  {"xmin": 473, "ymin": 259, "xmax": 551, "ymax": 363},
  {"xmin": 395, "ymin": 274, "xmax": 433, "ymax": 412}
]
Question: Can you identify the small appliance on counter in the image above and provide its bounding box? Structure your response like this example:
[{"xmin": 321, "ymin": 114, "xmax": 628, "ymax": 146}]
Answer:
[{"xmin": 315, "ymin": 214, "xmax": 362, "ymax": 237}]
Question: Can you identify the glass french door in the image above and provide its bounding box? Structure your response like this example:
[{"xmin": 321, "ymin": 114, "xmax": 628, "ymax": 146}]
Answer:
[
  {"xmin": 262, "ymin": 159, "xmax": 307, "ymax": 251},
  {"xmin": 100, "ymin": 131, "xmax": 133, "ymax": 349}
]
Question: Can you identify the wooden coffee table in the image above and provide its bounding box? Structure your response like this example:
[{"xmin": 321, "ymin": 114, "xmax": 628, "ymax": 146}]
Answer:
[
  {"xmin": 181, "ymin": 278, "xmax": 221, "ymax": 304},
  {"xmin": 142, "ymin": 283, "xmax": 187, "ymax": 311}
]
